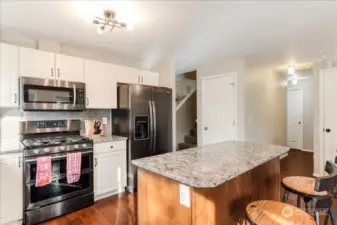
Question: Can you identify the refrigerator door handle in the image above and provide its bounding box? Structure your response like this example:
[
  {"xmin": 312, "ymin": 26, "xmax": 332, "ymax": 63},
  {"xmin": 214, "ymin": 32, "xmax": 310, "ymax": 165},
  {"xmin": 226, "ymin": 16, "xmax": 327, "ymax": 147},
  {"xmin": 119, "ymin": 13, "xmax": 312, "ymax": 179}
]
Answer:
[
  {"xmin": 148, "ymin": 101, "xmax": 154, "ymax": 153},
  {"xmin": 152, "ymin": 101, "xmax": 157, "ymax": 153}
]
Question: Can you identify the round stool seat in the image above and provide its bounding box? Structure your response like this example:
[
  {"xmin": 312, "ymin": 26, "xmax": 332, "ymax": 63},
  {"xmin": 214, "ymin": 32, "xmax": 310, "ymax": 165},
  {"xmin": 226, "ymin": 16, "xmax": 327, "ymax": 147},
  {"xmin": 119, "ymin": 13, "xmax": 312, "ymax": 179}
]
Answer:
[
  {"xmin": 246, "ymin": 200, "xmax": 316, "ymax": 225},
  {"xmin": 282, "ymin": 176, "xmax": 328, "ymax": 197}
]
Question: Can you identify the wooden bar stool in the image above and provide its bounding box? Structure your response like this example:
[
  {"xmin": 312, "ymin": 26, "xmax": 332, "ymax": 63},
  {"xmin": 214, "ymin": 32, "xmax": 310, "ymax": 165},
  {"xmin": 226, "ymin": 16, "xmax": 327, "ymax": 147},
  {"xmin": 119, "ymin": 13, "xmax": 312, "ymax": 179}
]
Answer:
[
  {"xmin": 246, "ymin": 200, "xmax": 316, "ymax": 225},
  {"xmin": 282, "ymin": 161, "xmax": 337, "ymax": 225}
]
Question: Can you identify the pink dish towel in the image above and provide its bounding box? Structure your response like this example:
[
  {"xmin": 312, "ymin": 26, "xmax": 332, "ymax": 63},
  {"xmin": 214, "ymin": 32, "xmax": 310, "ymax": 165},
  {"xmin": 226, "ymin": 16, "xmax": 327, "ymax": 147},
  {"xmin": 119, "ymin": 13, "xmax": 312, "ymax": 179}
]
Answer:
[
  {"xmin": 67, "ymin": 152, "xmax": 82, "ymax": 184},
  {"xmin": 35, "ymin": 156, "xmax": 52, "ymax": 187}
]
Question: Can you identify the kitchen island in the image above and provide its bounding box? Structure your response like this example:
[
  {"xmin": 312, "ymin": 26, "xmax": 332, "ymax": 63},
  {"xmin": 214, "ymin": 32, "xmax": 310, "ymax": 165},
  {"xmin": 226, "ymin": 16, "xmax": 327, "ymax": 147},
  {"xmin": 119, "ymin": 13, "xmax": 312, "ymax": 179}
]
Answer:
[{"xmin": 132, "ymin": 141, "xmax": 289, "ymax": 225}]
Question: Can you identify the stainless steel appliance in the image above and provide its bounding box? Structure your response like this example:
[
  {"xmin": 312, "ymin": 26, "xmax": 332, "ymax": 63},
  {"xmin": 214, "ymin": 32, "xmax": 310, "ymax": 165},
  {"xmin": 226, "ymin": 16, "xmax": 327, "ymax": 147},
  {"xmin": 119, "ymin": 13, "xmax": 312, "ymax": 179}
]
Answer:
[
  {"xmin": 20, "ymin": 120, "xmax": 94, "ymax": 225},
  {"xmin": 20, "ymin": 77, "xmax": 86, "ymax": 111},
  {"xmin": 112, "ymin": 84, "xmax": 172, "ymax": 192}
]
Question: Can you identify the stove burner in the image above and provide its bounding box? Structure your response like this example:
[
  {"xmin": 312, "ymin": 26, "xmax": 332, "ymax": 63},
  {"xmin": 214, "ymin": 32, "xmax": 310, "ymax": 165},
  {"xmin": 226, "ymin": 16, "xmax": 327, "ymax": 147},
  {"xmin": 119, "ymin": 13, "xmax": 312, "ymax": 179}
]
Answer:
[{"xmin": 22, "ymin": 135, "xmax": 90, "ymax": 149}]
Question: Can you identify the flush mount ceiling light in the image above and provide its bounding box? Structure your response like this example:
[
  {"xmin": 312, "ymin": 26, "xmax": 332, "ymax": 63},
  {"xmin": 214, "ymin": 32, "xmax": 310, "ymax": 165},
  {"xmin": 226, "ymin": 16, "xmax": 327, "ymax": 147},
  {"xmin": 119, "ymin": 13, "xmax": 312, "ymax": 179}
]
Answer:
[
  {"xmin": 92, "ymin": 10, "xmax": 129, "ymax": 34},
  {"xmin": 287, "ymin": 65, "xmax": 295, "ymax": 75}
]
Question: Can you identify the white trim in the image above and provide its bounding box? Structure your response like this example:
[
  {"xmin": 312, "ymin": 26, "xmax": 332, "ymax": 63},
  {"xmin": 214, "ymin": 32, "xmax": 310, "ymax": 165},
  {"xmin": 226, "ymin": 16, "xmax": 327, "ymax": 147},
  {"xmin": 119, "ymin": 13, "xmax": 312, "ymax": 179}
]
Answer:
[
  {"xmin": 279, "ymin": 153, "xmax": 288, "ymax": 159},
  {"xmin": 287, "ymin": 87, "xmax": 304, "ymax": 149},
  {"xmin": 313, "ymin": 172, "xmax": 322, "ymax": 177},
  {"xmin": 199, "ymin": 72, "xmax": 238, "ymax": 146},
  {"xmin": 319, "ymin": 69, "xmax": 326, "ymax": 176},
  {"xmin": 300, "ymin": 148, "xmax": 314, "ymax": 153}
]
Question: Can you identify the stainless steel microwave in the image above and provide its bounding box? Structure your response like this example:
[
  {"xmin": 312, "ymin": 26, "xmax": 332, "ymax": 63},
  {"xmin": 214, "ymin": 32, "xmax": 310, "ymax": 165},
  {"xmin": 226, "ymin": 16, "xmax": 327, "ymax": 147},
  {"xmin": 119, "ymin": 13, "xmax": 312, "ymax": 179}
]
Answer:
[{"xmin": 20, "ymin": 77, "xmax": 86, "ymax": 111}]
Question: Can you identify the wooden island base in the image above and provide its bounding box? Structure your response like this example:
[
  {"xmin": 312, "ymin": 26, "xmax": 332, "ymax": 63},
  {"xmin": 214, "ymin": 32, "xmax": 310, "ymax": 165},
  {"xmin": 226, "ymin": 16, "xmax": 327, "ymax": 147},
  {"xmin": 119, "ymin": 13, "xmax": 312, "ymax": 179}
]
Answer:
[{"xmin": 137, "ymin": 158, "xmax": 280, "ymax": 225}]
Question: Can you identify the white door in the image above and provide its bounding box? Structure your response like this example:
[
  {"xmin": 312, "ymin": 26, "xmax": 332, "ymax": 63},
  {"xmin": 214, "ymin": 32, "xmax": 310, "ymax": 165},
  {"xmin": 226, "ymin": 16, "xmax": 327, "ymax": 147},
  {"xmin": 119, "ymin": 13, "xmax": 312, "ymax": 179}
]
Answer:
[
  {"xmin": 139, "ymin": 70, "xmax": 159, "ymax": 86},
  {"xmin": 19, "ymin": 47, "xmax": 55, "ymax": 79},
  {"xmin": 287, "ymin": 88, "xmax": 303, "ymax": 149},
  {"xmin": 84, "ymin": 60, "xmax": 117, "ymax": 109},
  {"xmin": 321, "ymin": 69, "xmax": 337, "ymax": 165},
  {"xmin": 201, "ymin": 74, "xmax": 236, "ymax": 145},
  {"xmin": 0, "ymin": 153, "xmax": 23, "ymax": 224},
  {"xmin": 55, "ymin": 54, "xmax": 84, "ymax": 82},
  {"xmin": 117, "ymin": 66, "xmax": 139, "ymax": 84},
  {"xmin": 94, "ymin": 151, "xmax": 125, "ymax": 197},
  {"xmin": 0, "ymin": 43, "xmax": 19, "ymax": 107}
]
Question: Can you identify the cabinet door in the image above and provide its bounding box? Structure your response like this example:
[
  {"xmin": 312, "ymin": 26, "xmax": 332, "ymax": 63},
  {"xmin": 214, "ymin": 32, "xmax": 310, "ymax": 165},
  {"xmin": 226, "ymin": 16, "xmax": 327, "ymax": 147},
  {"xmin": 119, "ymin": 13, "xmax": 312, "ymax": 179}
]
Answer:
[
  {"xmin": 85, "ymin": 60, "xmax": 117, "ymax": 109},
  {"xmin": 0, "ymin": 43, "xmax": 19, "ymax": 107},
  {"xmin": 19, "ymin": 47, "xmax": 55, "ymax": 79},
  {"xmin": 0, "ymin": 153, "xmax": 23, "ymax": 224},
  {"xmin": 94, "ymin": 151, "xmax": 126, "ymax": 197},
  {"xmin": 55, "ymin": 54, "xmax": 84, "ymax": 82},
  {"xmin": 139, "ymin": 70, "xmax": 159, "ymax": 86},
  {"xmin": 117, "ymin": 66, "xmax": 139, "ymax": 84}
]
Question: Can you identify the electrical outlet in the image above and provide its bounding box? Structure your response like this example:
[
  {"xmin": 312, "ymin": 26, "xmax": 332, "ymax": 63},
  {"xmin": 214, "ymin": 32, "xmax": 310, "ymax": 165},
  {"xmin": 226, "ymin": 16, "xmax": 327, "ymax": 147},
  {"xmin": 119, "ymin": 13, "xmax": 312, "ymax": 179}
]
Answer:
[
  {"xmin": 180, "ymin": 184, "xmax": 190, "ymax": 208},
  {"xmin": 102, "ymin": 117, "xmax": 108, "ymax": 125}
]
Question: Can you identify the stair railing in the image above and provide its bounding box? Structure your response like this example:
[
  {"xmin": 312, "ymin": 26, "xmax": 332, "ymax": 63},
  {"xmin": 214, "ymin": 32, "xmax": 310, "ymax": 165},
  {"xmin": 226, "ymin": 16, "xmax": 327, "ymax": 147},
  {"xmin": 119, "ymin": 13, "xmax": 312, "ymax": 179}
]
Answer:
[{"xmin": 176, "ymin": 88, "xmax": 196, "ymax": 112}]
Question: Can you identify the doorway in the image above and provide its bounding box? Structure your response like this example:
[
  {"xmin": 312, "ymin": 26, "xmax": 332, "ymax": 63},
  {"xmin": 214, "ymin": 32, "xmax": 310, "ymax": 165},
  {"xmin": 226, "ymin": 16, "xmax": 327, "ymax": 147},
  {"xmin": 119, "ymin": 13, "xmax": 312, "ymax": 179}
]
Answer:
[
  {"xmin": 319, "ymin": 68, "xmax": 337, "ymax": 171},
  {"xmin": 200, "ymin": 73, "xmax": 237, "ymax": 146},
  {"xmin": 287, "ymin": 88, "xmax": 303, "ymax": 149}
]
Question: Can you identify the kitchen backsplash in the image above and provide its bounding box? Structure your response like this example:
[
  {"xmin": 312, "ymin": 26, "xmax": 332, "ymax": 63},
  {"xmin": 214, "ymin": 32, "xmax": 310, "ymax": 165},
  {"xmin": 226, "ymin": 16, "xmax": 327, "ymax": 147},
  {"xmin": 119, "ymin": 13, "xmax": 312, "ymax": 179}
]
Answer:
[{"xmin": 0, "ymin": 108, "xmax": 111, "ymax": 151}]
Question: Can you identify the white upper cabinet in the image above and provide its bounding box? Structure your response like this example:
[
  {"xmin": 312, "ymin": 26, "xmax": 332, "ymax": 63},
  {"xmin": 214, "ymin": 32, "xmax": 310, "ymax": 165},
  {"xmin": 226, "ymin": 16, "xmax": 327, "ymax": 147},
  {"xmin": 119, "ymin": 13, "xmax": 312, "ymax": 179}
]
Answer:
[
  {"xmin": 139, "ymin": 70, "xmax": 159, "ymax": 86},
  {"xmin": 55, "ymin": 54, "xmax": 84, "ymax": 82},
  {"xmin": 0, "ymin": 153, "xmax": 23, "ymax": 224},
  {"xmin": 117, "ymin": 66, "xmax": 139, "ymax": 84},
  {"xmin": 19, "ymin": 47, "xmax": 55, "ymax": 79},
  {"xmin": 0, "ymin": 43, "xmax": 19, "ymax": 107},
  {"xmin": 84, "ymin": 60, "xmax": 117, "ymax": 109}
]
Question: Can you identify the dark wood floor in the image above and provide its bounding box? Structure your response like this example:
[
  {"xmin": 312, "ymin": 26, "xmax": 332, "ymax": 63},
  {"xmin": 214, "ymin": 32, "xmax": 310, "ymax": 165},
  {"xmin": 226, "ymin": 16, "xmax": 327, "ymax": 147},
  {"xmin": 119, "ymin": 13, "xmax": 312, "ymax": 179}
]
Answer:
[{"xmin": 41, "ymin": 149, "xmax": 334, "ymax": 225}]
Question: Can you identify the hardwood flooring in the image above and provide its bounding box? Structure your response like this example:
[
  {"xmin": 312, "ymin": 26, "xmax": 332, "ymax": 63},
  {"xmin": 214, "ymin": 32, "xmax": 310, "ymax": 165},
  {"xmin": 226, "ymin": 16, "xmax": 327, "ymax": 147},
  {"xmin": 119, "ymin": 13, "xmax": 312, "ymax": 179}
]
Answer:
[{"xmin": 41, "ymin": 149, "xmax": 334, "ymax": 225}]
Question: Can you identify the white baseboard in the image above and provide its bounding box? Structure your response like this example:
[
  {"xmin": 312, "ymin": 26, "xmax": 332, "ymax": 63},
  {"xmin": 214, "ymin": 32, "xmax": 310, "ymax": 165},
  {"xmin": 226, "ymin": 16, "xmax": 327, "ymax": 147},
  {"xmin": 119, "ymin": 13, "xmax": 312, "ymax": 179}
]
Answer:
[
  {"xmin": 280, "ymin": 153, "xmax": 288, "ymax": 159},
  {"xmin": 313, "ymin": 172, "xmax": 322, "ymax": 177},
  {"xmin": 300, "ymin": 148, "xmax": 314, "ymax": 153}
]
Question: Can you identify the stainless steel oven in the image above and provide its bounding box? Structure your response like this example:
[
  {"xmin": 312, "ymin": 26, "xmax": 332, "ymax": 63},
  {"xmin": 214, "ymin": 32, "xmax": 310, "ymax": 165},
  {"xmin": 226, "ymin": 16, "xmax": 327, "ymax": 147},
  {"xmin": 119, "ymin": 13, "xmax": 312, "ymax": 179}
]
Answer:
[
  {"xmin": 23, "ymin": 150, "xmax": 93, "ymax": 211},
  {"xmin": 20, "ymin": 76, "xmax": 86, "ymax": 111}
]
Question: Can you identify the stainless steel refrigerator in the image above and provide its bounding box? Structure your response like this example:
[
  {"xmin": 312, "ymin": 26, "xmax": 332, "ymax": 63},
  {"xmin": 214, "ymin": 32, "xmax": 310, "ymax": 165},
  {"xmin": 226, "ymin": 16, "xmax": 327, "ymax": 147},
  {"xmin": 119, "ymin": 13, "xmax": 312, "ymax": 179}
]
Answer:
[{"xmin": 111, "ymin": 84, "xmax": 173, "ymax": 192}]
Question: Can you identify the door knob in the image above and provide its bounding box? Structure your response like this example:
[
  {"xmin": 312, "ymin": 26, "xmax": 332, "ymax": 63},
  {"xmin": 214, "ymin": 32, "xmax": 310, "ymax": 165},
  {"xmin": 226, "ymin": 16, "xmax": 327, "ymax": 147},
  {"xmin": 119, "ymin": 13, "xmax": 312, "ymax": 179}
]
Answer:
[
  {"xmin": 326, "ymin": 128, "xmax": 331, "ymax": 133},
  {"xmin": 204, "ymin": 127, "xmax": 208, "ymax": 131}
]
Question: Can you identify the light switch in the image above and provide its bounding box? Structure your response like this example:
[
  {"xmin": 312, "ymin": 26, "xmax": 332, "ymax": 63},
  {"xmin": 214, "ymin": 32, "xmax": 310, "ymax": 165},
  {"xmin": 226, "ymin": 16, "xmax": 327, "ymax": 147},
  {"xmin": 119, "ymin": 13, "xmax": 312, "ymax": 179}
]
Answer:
[
  {"xmin": 102, "ymin": 117, "xmax": 108, "ymax": 125},
  {"xmin": 180, "ymin": 184, "xmax": 190, "ymax": 208}
]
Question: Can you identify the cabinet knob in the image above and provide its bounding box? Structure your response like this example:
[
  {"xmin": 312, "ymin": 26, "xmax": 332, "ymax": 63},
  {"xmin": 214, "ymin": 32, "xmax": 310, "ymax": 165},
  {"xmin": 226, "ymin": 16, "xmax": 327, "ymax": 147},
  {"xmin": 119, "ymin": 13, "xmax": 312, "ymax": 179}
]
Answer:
[
  {"xmin": 204, "ymin": 126, "xmax": 208, "ymax": 131},
  {"xmin": 87, "ymin": 98, "xmax": 89, "ymax": 106},
  {"xmin": 95, "ymin": 158, "xmax": 97, "ymax": 167},
  {"xmin": 14, "ymin": 93, "xmax": 17, "ymax": 104},
  {"xmin": 326, "ymin": 128, "xmax": 331, "ymax": 133},
  {"xmin": 51, "ymin": 68, "xmax": 54, "ymax": 77},
  {"xmin": 110, "ymin": 145, "xmax": 114, "ymax": 149},
  {"xmin": 57, "ymin": 68, "xmax": 60, "ymax": 77}
]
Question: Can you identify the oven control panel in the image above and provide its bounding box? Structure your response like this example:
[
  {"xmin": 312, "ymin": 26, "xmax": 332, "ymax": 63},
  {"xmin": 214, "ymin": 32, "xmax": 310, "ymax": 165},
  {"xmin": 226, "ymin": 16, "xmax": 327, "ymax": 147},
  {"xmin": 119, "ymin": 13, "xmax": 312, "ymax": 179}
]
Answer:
[{"xmin": 36, "ymin": 121, "xmax": 67, "ymax": 129}]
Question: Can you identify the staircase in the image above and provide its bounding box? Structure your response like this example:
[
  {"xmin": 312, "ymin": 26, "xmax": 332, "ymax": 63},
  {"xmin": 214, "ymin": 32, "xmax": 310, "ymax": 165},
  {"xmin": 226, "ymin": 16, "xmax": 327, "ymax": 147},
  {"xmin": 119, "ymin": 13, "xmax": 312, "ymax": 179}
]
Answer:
[
  {"xmin": 178, "ymin": 122, "xmax": 197, "ymax": 150},
  {"xmin": 176, "ymin": 70, "xmax": 197, "ymax": 151}
]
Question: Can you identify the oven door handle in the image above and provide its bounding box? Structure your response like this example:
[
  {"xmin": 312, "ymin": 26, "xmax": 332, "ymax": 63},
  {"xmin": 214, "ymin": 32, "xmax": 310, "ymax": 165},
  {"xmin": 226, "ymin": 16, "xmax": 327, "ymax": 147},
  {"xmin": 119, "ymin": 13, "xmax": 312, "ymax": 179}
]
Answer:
[
  {"xmin": 73, "ymin": 84, "xmax": 76, "ymax": 107},
  {"xmin": 24, "ymin": 150, "xmax": 93, "ymax": 163}
]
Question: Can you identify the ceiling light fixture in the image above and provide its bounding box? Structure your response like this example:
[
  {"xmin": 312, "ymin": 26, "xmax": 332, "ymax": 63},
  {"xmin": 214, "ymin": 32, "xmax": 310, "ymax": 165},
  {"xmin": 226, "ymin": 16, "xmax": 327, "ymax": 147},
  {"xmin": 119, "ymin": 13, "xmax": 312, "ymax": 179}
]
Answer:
[
  {"xmin": 92, "ymin": 10, "xmax": 128, "ymax": 34},
  {"xmin": 288, "ymin": 65, "xmax": 295, "ymax": 75}
]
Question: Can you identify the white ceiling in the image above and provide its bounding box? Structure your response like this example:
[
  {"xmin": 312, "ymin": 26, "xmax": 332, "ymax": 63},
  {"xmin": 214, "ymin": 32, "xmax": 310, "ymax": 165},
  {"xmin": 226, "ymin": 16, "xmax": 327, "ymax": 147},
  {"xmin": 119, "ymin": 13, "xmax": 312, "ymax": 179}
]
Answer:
[{"xmin": 1, "ymin": 1, "xmax": 337, "ymax": 73}]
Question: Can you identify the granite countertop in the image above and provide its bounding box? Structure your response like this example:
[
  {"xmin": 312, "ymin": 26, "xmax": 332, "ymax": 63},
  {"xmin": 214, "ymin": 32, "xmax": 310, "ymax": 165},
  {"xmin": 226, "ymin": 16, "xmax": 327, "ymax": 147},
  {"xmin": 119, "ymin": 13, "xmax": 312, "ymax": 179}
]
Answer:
[
  {"xmin": 91, "ymin": 135, "xmax": 128, "ymax": 143},
  {"xmin": 132, "ymin": 141, "xmax": 289, "ymax": 188}
]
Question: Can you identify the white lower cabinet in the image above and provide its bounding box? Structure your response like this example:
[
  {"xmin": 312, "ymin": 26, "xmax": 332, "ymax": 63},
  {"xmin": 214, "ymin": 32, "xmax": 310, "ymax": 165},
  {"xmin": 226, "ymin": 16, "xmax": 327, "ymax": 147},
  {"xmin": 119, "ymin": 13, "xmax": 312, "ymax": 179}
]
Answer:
[
  {"xmin": 0, "ymin": 153, "xmax": 23, "ymax": 225},
  {"xmin": 94, "ymin": 141, "xmax": 127, "ymax": 201}
]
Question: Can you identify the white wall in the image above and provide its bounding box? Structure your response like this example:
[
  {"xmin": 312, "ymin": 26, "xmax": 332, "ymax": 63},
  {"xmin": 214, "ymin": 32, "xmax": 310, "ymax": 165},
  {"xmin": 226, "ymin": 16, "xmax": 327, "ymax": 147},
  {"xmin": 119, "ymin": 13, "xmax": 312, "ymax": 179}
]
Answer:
[
  {"xmin": 287, "ymin": 70, "xmax": 314, "ymax": 150},
  {"xmin": 197, "ymin": 59, "xmax": 245, "ymax": 145},
  {"xmin": 197, "ymin": 58, "xmax": 287, "ymax": 147},
  {"xmin": 244, "ymin": 66, "xmax": 286, "ymax": 145}
]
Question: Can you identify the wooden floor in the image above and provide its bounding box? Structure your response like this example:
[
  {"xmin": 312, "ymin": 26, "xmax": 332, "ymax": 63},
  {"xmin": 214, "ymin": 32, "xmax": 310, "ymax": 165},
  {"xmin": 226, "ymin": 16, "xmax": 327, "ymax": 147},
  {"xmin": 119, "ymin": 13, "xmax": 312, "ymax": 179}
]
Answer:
[{"xmin": 41, "ymin": 149, "xmax": 334, "ymax": 225}]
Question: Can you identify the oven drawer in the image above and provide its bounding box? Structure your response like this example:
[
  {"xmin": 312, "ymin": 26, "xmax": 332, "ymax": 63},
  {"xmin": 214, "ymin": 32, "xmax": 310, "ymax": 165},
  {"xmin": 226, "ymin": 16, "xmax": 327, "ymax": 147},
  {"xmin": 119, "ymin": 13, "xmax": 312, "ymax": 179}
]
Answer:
[{"xmin": 94, "ymin": 141, "xmax": 126, "ymax": 155}]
